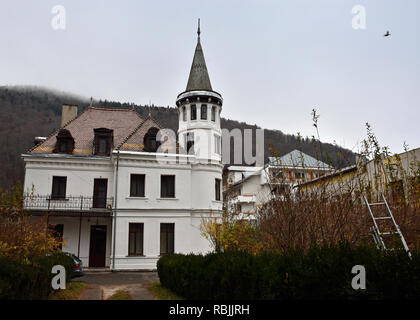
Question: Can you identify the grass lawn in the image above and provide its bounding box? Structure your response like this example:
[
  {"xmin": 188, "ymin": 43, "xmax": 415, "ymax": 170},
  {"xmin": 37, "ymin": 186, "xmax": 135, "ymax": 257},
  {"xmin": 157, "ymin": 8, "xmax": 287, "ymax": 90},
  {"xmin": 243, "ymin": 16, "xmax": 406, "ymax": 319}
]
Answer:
[
  {"xmin": 106, "ymin": 290, "xmax": 132, "ymax": 300},
  {"xmin": 49, "ymin": 281, "xmax": 88, "ymax": 300},
  {"xmin": 147, "ymin": 282, "xmax": 184, "ymax": 300}
]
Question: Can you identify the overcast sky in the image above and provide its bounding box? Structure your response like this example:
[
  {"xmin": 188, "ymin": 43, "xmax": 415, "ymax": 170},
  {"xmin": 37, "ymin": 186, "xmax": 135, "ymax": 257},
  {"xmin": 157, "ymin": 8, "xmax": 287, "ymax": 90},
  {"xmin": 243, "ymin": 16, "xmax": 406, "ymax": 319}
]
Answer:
[{"xmin": 1, "ymin": 0, "xmax": 419, "ymax": 154}]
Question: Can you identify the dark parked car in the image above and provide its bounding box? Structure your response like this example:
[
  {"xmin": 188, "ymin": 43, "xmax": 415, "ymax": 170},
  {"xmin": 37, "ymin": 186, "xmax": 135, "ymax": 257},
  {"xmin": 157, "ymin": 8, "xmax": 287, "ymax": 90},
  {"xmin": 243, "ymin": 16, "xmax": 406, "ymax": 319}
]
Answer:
[{"xmin": 63, "ymin": 252, "xmax": 84, "ymax": 277}]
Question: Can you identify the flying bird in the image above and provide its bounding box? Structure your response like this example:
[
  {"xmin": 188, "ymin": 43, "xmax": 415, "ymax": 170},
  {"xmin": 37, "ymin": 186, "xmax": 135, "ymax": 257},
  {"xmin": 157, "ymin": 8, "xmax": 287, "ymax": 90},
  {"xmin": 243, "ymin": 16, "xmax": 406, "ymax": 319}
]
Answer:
[{"xmin": 384, "ymin": 30, "xmax": 390, "ymax": 37}]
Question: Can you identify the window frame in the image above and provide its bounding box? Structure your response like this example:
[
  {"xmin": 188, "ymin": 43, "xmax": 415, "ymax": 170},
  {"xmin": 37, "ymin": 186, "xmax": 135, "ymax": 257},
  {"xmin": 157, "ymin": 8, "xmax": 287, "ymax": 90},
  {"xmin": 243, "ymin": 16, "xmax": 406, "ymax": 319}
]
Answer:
[
  {"xmin": 215, "ymin": 178, "xmax": 221, "ymax": 201},
  {"xmin": 160, "ymin": 223, "xmax": 175, "ymax": 255},
  {"xmin": 211, "ymin": 106, "xmax": 216, "ymax": 122},
  {"xmin": 161, "ymin": 175, "xmax": 175, "ymax": 198},
  {"xmin": 51, "ymin": 176, "xmax": 67, "ymax": 200},
  {"xmin": 130, "ymin": 174, "xmax": 145, "ymax": 197},
  {"xmin": 128, "ymin": 223, "xmax": 144, "ymax": 256},
  {"xmin": 201, "ymin": 104, "xmax": 207, "ymax": 120},
  {"xmin": 190, "ymin": 104, "xmax": 197, "ymax": 120}
]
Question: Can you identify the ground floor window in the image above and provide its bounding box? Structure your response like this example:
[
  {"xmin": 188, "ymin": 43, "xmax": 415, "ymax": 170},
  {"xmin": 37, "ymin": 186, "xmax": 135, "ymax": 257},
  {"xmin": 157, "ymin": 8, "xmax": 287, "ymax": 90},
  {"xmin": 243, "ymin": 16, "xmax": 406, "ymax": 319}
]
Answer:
[
  {"xmin": 160, "ymin": 223, "xmax": 174, "ymax": 255},
  {"xmin": 128, "ymin": 223, "xmax": 144, "ymax": 256}
]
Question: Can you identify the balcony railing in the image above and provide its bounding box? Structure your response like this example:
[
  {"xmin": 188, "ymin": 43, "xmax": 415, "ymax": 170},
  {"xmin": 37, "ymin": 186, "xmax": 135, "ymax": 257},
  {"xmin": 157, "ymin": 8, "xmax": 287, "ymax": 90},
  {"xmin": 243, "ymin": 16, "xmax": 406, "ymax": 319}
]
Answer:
[{"xmin": 23, "ymin": 195, "xmax": 114, "ymax": 213}]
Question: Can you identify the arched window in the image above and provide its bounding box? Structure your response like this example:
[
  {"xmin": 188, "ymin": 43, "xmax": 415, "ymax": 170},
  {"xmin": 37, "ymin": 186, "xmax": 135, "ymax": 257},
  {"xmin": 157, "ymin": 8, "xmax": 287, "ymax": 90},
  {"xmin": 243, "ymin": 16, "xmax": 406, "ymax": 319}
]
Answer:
[
  {"xmin": 182, "ymin": 107, "xmax": 186, "ymax": 121},
  {"xmin": 201, "ymin": 104, "xmax": 207, "ymax": 120},
  {"xmin": 54, "ymin": 129, "xmax": 75, "ymax": 154},
  {"xmin": 144, "ymin": 127, "xmax": 160, "ymax": 152},
  {"xmin": 211, "ymin": 106, "xmax": 216, "ymax": 122},
  {"xmin": 190, "ymin": 105, "xmax": 197, "ymax": 120}
]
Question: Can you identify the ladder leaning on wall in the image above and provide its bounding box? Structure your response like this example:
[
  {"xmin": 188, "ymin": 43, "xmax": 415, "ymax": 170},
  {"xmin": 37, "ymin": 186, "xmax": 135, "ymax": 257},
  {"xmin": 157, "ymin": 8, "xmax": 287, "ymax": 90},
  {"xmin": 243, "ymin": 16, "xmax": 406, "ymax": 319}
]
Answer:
[{"xmin": 363, "ymin": 194, "xmax": 411, "ymax": 259}]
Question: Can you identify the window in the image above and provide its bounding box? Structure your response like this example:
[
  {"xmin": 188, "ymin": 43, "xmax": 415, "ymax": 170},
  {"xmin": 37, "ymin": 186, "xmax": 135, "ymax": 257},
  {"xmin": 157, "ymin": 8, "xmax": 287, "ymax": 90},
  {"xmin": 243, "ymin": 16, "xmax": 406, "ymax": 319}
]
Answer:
[
  {"xmin": 54, "ymin": 129, "xmax": 75, "ymax": 154},
  {"xmin": 160, "ymin": 223, "xmax": 174, "ymax": 255},
  {"xmin": 94, "ymin": 128, "xmax": 113, "ymax": 156},
  {"xmin": 211, "ymin": 106, "xmax": 216, "ymax": 122},
  {"xmin": 98, "ymin": 137, "xmax": 107, "ymax": 154},
  {"xmin": 128, "ymin": 223, "xmax": 144, "ymax": 256},
  {"xmin": 201, "ymin": 104, "xmax": 207, "ymax": 120},
  {"xmin": 295, "ymin": 171, "xmax": 305, "ymax": 179},
  {"xmin": 51, "ymin": 176, "xmax": 67, "ymax": 200},
  {"xmin": 130, "ymin": 174, "xmax": 145, "ymax": 197},
  {"xmin": 214, "ymin": 135, "xmax": 221, "ymax": 154},
  {"xmin": 215, "ymin": 178, "xmax": 221, "ymax": 201},
  {"xmin": 161, "ymin": 175, "xmax": 175, "ymax": 198},
  {"xmin": 185, "ymin": 132, "xmax": 194, "ymax": 154},
  {"xmin": 144, "ymin": 127, "xmax": 160, "ymax": 152},
  {"xmin": 182, "ymin": 107, "xmax": 186, "ymax": 121},
  {"xmin": 190, "ymin": 105, "xmax": 197, "ymax": 120}
]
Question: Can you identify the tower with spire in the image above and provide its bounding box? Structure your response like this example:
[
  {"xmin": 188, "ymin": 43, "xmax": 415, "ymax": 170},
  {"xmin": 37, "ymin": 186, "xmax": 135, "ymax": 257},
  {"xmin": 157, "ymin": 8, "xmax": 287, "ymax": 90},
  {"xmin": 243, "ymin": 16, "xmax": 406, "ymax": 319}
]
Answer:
[{"xmin": 176, "ymin": 19, "xmax": 223, "ymax": 163}]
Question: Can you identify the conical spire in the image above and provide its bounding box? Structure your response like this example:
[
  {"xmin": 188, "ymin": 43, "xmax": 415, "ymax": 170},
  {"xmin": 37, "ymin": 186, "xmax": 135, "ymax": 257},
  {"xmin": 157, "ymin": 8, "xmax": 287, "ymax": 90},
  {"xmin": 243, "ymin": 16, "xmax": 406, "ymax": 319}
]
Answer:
[{"xmin": 186, "ymin": 19, "xmax": 213, "ymax": 91}]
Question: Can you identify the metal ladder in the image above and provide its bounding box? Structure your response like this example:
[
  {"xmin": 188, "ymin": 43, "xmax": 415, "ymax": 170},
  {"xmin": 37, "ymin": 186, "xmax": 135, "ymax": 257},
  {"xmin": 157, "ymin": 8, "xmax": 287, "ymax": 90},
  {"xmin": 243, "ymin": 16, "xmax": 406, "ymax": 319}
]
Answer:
[{"xmin": 364, "ymin": 194, "xmax": 411, "ymax": 258}]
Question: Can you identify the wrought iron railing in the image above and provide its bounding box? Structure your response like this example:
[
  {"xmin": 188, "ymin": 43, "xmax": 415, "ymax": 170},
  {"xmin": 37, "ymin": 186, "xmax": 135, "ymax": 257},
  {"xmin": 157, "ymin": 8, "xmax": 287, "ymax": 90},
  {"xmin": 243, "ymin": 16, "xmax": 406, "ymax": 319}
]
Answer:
[{"xmin": 23, "ymin": 195, "xmax": 114, "ymax": 212}]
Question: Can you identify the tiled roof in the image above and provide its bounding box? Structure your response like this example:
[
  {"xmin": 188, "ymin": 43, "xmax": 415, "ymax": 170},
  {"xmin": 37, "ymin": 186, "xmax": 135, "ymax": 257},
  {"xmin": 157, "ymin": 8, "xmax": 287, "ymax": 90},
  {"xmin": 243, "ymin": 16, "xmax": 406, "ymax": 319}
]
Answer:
[
  {"xmin": 268, "ymin": 149, "xmax": 331, "ymax": 169},
  {"xmin": 118, "ymin": 117, "xmax": 161, "ymax": 152},
  {"xmin": 30, "ymin": 107, "xmax": 143, "ymax": 155}
]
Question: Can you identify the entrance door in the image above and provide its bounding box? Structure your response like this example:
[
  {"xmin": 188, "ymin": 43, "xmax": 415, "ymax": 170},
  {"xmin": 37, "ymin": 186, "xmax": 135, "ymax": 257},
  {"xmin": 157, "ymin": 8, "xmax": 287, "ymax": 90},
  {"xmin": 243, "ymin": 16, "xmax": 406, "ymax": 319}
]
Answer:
[
  {"xmin": 89, "ymin": 225, "xmax": 107, "ymax": 267},
  {"xmin": 93, "ymin": 179, "xmax": 107, "ymax": 209}
]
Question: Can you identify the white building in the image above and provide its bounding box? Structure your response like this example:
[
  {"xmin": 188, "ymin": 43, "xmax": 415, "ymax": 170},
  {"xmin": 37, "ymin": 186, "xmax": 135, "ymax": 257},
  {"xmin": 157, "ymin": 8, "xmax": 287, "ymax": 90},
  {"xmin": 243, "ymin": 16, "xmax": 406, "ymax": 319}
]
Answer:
[
  {"xmin": 224, "ymin": 150, "xmax": 332, "ymax": 218},
  {"xmin": 22, "ymin": 25, "xmax": 223, "ymax": 270}
]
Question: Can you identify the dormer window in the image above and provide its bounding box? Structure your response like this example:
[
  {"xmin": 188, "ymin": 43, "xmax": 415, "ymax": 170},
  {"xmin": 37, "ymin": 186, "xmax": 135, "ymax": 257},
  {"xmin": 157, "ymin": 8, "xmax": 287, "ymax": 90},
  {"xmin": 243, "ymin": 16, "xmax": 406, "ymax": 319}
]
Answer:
[
  {"xmin": 144, "ymin": 127, "xmax": 160, "ymax": 152},
  {"xmin": 54, "ymin": 129, "xmax": 75, "ymax": 154},
  {"xmin": 94, "ymin": 128, "xmax": 113, "ymax": 156}
]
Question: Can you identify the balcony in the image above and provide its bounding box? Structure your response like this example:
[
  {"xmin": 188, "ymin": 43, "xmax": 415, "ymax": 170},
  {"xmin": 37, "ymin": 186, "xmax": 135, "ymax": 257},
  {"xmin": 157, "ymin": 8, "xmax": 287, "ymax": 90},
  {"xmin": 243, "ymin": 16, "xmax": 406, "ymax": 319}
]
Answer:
[{"xmin": 23, "ymin": 195, "xmax": 114, "ymax": 217}]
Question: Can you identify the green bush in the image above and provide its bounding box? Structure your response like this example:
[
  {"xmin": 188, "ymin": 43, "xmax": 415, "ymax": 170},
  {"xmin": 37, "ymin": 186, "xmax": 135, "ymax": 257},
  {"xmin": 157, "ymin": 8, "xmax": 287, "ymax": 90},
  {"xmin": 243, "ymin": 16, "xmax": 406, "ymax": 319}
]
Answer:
[
  {"xmin": 157, "ymin": 243, "xmax": 420, "ymax": 300},
  {"xmin": 0, "ymin": 252, "xmax": 75, "ymax": 300}
]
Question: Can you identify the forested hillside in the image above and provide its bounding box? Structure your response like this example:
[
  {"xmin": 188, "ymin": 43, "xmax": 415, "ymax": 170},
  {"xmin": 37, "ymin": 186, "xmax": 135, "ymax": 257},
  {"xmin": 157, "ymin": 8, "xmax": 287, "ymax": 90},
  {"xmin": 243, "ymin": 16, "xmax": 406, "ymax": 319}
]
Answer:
[{"xmin": 0, "ymin": 86, "xmax": 355, "ymax": 190}]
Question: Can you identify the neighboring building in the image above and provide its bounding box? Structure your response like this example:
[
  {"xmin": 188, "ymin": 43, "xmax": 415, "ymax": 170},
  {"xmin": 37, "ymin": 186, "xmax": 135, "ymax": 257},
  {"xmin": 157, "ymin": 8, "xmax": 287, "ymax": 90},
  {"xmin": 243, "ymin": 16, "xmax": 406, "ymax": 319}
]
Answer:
[
  {"xmin": 22, "ymin": 25, "xmax": 224, "ymax": 270},
  {"xmin": 224, "ymin": 149, "xmax": 332, "ymax": 218},
  {"xmin": 298, "ymin": 147, "xmax": 420, "ymax": 203}
]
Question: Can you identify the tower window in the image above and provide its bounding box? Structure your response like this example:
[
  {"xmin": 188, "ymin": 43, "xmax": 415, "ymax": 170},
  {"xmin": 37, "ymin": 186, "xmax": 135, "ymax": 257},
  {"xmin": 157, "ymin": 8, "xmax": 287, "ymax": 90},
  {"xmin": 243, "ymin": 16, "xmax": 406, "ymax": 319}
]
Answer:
[
  {"xmin": 214, "ymin": 134, "xmax": 221, "ymax": 155},
  {"xmin": 215, "ymin": 178, "xmax": 221, "ymax": 201},
  {"xmin": 182, "ymin": 107, "xmax": 186, "ymax": 121},
  {"xmin": 201, "ymin": 104, "xmax": 207, "ymax": 120},
  {"xmin": 191, "ymin": 105, "xmax": 197, "ymax": 120},
  {"xmin": 184, "ymin": 132, "xmax": 194, "ymax": 154},
  {"xmin": 211, "ymin": 106, "xmax": 216, "ymax": 122}
]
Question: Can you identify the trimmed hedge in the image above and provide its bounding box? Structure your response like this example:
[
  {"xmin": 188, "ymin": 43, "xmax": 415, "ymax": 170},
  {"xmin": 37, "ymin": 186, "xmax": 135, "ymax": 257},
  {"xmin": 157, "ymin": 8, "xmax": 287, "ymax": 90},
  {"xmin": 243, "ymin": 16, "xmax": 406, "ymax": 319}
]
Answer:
[
  {"xmin": 157, "ymin": 243, "xmax": 420, "ymax": 299},
  {"xmin": 0, "ymin": 253, "xmax": 75, "ymax": 300}
]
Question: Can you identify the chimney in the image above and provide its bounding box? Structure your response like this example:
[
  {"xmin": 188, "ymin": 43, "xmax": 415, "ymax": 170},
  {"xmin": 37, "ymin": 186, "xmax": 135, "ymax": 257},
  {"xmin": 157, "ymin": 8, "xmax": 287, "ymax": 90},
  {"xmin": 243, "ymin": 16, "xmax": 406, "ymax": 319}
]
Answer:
[{"xmin": 61, "ymin": 104, "xmax": 78, "ymax": 127}]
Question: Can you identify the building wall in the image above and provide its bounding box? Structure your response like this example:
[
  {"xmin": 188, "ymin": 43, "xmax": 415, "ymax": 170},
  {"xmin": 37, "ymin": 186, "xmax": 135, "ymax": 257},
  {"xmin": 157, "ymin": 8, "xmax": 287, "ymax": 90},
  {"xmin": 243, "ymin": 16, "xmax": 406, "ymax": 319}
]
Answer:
[
  {"xmin": 112, "ymin": 213, "xmax": 212, "ymax": 270},
  {"xmin": 23, "ymin": 156, "xmax": 114, "ymax": 198},
  {"xmin": 29, "ymin": 216, "xmax": 112, "ymax": 267}
]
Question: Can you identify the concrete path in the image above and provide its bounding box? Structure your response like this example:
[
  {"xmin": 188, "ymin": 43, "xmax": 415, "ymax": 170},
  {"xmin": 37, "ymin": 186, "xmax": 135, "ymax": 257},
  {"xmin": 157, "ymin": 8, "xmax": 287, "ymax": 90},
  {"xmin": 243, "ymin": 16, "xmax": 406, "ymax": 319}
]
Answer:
[{"xmin": 75, "ymin": 272, "xmax": 159, "ymax": 300}]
